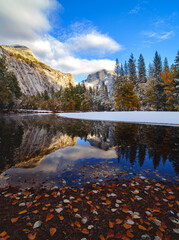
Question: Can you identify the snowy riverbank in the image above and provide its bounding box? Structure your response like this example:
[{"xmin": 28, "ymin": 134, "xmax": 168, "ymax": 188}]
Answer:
[{"xmin": 57, "ymin": 111, "xmax": 179, "ymax": 126}]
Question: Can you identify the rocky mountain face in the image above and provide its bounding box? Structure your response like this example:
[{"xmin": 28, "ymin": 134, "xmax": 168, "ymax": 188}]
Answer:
[
  {"xmin": 0, "ymin": 45, "xmax": 75, "ymax": 96},
  {"xmin": 83, "ymin": 69, "xmax": 116, "ymax": 95}
]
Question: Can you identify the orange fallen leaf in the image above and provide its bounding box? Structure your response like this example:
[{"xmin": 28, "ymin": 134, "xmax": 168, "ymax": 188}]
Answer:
[
  {"xmin": 116, "ymin": 232, "xmax": 122, "ymax": 238},
  {"xmin": 101, "ymin": 196, "xmax": 106, "ymax": 201},
  {"xmin": 35, "ymin": 203, "xmax": 40, "ymax": 207},
  {"xmin": 23, "ymin": 229, "xmax": 29, "ymax": 232},
  {"xmin": 81, "ymin": 228, "xmax": 89, "ymax": 234},
  {"xmin": 50, "ymin": 228, "xmax": 56, "ymax": 237},
  {"xmin": 159, "ymin": 226, "xmax": 165, "ymax": 232},
  {"xmin": 122, "ymin": 205, "xmax": 129, "ymax": 213},
  {"xmin": 11, "ymin": 217, "xmax": 19, "ymax": 223},
  {"xmin": 106, "ymin": 200, "xmax": 111, "ymax": 205},
  {"xmin": 116, "ymin": 219, "xmax": 123, "ymax": 224},
  {"xmin": 28, "ymin": 232, "xmax": 37, "ymax": 240},
  {"xmin": 32, "ymin": 210, "xmax": 39, "ymax": 214},
  {"xmin": 35, "ymin": 195, "xmax": 41, "ymax": 200},
  {"xmin": 0, "ymin": 231, "xmax": 7, "ymax": 237},
  {"xmin": 58, "ymin": 216, "xmax": 64, "ymax": 220},
  {"xmin": 123, "ymin": 223, "xmax": 132, "ymax": 229},
  {"xmin": 107, "ymin": 229, "xmax": 114, "ymax": 239},
  {"xmin": 73, "ymin": 208, "xmax": 78, "ymax": 212},
  {"xmin": 109, "ymin": 220, "xmax": 115, "ymax": 228},
  {"xmin": 121, "ymin": 236, "xmax": 130, "ymax": 240},
  {"xmin": 138, "ymin": 225, "xmax": 146, "ymax": 230},
  {"xmin": 24, "ymin": 191, "xmax": 30, "ymax": 196},
  {"xmin": 168, "ymin": 203, "xmax": 173, "ymax": 207},
  {"xmin": 12, "ymin": 200, "xmax": 17, "ymax": 205},
  {"xmin": 74, "ymin": 221, "xmax": 81, "ymax": 228},
  {"xmin": 18, "ymin": 210, "xmax": 27, "ymax": 215},
  {"xmin": 27, "ymin": 202, "xmax": 32, "ymax": 208},
  {"xmin": 127, "ymin": 230, "xmax": 134, "ymax": 238},
  {"xmin": 46, "ymin": 213, "xmax": 54, "ymax": 222},
  {"xmin": 167, "ymin": 195, "xmax": 175, "ymax": 200},
  {"xmin": 99, "ymin": 235, "xmax": 105, "ymax": 240}
]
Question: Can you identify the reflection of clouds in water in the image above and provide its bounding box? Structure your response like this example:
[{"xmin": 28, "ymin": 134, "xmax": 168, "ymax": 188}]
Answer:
[{"xmin": 1, "ymin": 143, "xmax": 117, "ymax": 187}]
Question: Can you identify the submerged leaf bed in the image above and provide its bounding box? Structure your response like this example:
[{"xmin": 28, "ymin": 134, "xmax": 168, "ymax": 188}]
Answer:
[{"xmin": 0, "ymin": 177, "xmax": 178, "ymax": 240}]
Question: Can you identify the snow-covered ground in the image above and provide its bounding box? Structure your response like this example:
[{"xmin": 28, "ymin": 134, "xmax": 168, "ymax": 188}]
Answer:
[{"xmin": 57, "ymin": 111, "xmax": 179, "ymax": 126}]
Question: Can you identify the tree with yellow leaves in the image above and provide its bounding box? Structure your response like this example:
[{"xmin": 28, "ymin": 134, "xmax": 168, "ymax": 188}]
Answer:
[
  {"xmin": 161, "ymin": 66, "xmax": 176, "ymax": 110},
  {"xmin": 114, "ymin": 80, "xmax": 140, "ymax": 110}
]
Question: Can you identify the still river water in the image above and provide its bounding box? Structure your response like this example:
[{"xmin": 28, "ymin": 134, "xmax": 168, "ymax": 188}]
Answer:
[{"xmin": 0, "ymin": 113, "xmax": 178, "ymax": 188}]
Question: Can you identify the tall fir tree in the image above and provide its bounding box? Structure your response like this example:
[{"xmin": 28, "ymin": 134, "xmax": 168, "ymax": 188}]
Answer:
[
  {"xmin": 153, "ymin": 51, "xmax": 162, "ymax": 81},
  {"xmin": 113, "ymin": 58, "xmax": 120, "ymax": 91},
  {"xmin": 120, "ymin": 64, "xmax": 125, "ymax": 82},
  {"xmin": 148, "ymin": 63, "xmax": 155, "ymax": 79},
  {"xmin": 124, "ymin": 60, "xmax": 128, "ymax": 81},
  {"xmin": 128, "ymin": 53, "xmax": 137, "ymax": 85},
  {"xmin": 0, "ymin": 55, "xmax": 22, "ymax": 108},
  {"xmin": 153, "ymin": 51, "xmax": 164, "ymax": 110},
  {"xmin": 124, "ymin": 61, "xmax": 128, "ymax": 75},
  {"xmin": 175, "ymin": 50, "xmax": 179, "ymax": 78},
  {"xmin": 174, "ymin": 50, "xmax": 179, "ymax": 70},
  {"xmin": 138, "ymin": 53, "xmax": 146, "ymax": 83},
  {"xmin": 163, "ymin": 57, "xmax": 169, "ymax": 69}
]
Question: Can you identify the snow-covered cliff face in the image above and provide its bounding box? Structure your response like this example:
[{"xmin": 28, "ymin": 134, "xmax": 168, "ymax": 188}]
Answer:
[
  {"xmin": 0, "ymin": 45, "xmax": 75, "ymax": 96},
  {"xmin": 83, "ymin": 69, "xmax": 116, "ymax": 95}
]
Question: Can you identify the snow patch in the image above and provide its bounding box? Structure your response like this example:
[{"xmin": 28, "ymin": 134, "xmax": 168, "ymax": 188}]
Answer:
[{"xmin": 57, "ymin": 111, "xmax": 179, "ymax": 126}]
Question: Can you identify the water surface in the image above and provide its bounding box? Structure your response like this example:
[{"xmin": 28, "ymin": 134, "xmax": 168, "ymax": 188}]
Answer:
[{"xmin": 0, "ymin": 113, "xmax": 178, "ymax": 188}]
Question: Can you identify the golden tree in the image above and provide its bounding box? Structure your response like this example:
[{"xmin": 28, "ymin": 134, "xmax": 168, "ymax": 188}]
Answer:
[
  {"xmin": 161, "ymin": 66, "xmax": 176, "ymax": 110},
  {"xmin": 114, "ymin": 80, "xmax": 140, "ymax": 110}
]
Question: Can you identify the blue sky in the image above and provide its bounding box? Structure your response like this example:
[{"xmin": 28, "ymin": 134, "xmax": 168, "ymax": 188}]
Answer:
[{"xmin": 0, "ymin": 0, "xmax": 179, "ymax": 82}]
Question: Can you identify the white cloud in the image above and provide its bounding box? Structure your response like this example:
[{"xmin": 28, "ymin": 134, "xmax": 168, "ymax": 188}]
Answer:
[
  {"xmin": 0, "ymin": 0, "xmax": 121, "ymax": 77},
  {"xmin": 65, "ymin": 31, "xmax": 121, "ymax": 54},
  {"xmin": 128, "ymin": 4, "xmax": 141, "ymax": 14},
  {"xmin": 144, "ymin": 30, "xmax": 175, "ymax": 41}
]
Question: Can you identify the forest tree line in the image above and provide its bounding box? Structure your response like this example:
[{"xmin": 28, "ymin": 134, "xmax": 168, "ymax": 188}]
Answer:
[
  {"xmin": 0, "ymin": 50, "xmax": 179, "ymax": 111},
  {"xmin": 113, "ymin": 50, "xmax": 179, "ymax": 111}
]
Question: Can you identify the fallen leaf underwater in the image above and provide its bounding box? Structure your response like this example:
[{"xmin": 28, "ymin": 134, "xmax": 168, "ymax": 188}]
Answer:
[{"xmin": 0, "ymin": 175, "xmax": 179, "ymax": 239}]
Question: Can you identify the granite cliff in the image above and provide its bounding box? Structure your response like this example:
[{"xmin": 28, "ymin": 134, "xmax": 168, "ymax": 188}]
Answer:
[{"xmin": 0, "ymin": 45, "xmax": 75, "ymax": 96}]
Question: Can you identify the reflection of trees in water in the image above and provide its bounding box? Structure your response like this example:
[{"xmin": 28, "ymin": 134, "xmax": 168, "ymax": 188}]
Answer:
[
  {"xmin": 57, "ymin": 118, "xmax": 178, "ymax": 174},
  {"xmin": 0, "ymin": 118, "xmax": 23, "ymax": 171},
  {"xmin": 0, "ymin": 114, "xmax": 178, "ymax": 174},
  {"xmin": 112, "ymin": 123, "xmax": 179, "ymax": 174}
]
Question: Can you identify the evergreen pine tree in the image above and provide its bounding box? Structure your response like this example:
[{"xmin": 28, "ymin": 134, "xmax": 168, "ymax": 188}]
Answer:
[
  {"xmin": 153, "ymin": 51, "xmax": 162, "ymax": 81},
  {"xmin": 0, "ymin": 55, "xmax": 22, "ymax": 108},
  {"xmin": 120, "ymin": 64, "xmax": 125, "ymax": 82},
  {"xmin": 128, "ymin": 53, "xmax": 137, "ymax": 85},
  {"xmin": 113, "ymin": 58, "xmax": 120, "ymax": 93},
  {"xmin": 124, "ymin": 61, "xmax": 128, "ymax": 81},
  {"xmin": 124, "ymin": 61, "xmax": 128, "ymax": 74},
  {"xmin": 153, "ymin": 51, "xmax": 164, "ymax": 110},
  {"xmin": 148, "ymin": 63, "xmax": 154, "ymax": 78},
  {"xmin": 174, "ymin": 50, "xmax": 179, "ymax": 70},
  {"xmin": 175, "ymin": 50, "xmax": 179, "ymax": 78},
  {"xmin": 163, "ymin": 57, "xmax": 169, "ymax": 69},
  {"xmin": 138, "ymin": 54, "xmax": 146, "ymax": 83}
]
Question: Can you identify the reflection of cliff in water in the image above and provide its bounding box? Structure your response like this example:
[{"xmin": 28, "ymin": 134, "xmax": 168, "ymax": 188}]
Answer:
[
  {"xmin": 0, "ymin": 114, "xmax": 178, "ymax": 175},
  {"xmin": 0, "ymin": 114, "xmax": 77, "ymax": 171}
]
